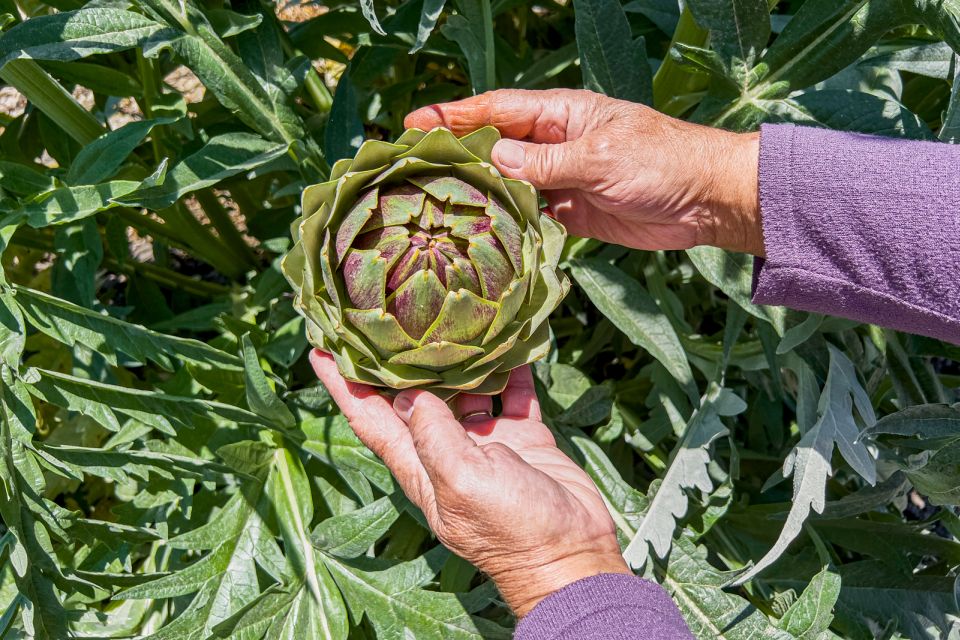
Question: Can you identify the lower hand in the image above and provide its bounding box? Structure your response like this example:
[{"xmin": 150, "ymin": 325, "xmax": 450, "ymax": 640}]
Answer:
[
  {"xmin": 310, "ymin": 350, "xmax": 630, "ymax": 616},
  {"xmin": 405, "ymin": 88, "xmax": 764, "ymax": 256}
]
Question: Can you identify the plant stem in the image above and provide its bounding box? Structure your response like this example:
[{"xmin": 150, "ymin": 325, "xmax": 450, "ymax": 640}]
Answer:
[
  {"xmin": 194, "ymin": 189, "xmax": 258, "ymax": 268},
  {"xmin": 481, "ymin": 0, "xmax": 496, "ymax": 91},
  {"xmin": 652, "ymin": 8, "xmax": 709, "ymax": 117},
  {"xmin": 0, "ymin": 60, "xmax": 104, "ymax": 145},
  {"xmin": 103, "ymin": 256, "xmax": 230, "ymax": 296},
  {"xmin": 156, "ymin": 203, "xmax": 246, "ymax": 281}
]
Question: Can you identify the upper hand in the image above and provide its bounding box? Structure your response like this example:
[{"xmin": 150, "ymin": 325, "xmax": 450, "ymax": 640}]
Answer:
[
  {"xmin": 310, "ymin": 350, "xmax": 630, "ymax": 616},
  {"xmin": 405, "ymin": 88, "xmax": 764, "ymax": 256}
]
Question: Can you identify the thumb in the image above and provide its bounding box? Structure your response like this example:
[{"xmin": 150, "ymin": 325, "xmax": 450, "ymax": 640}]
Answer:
[
  {"xmin": 491, "ymin": 138, "xmax": 587, "ymax": 190},
  {"xmin": 393, "ymin": 391, "xmax": 477, "ymax": 478}
]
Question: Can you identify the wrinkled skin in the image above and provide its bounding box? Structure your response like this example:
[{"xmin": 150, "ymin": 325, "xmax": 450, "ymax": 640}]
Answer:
[
  {"xmin": 312, "ymin": 351, "xmax": 630, "ymax": 616},
  {"xmin": 316, "ymin": 89, "xmax": 764, "ymax": 615},
  {"xmin": 406, "ymin": 88, "xmax": 763, "ymax": 256}
]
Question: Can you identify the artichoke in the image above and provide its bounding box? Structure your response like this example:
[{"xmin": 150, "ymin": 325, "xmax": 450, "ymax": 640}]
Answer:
[{"xmin": 282, "ymin": 126, "xmax": 569, "ymax": 396}]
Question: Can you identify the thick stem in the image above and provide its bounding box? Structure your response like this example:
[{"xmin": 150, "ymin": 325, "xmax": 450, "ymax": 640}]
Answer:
[
  {"xmin": 480, "ymin": 0, "xmax": 496, "ymax": 91},
  {"xmin": 194, "ymin": 189, "xmax": 258, "ymax": 268},
  {"xmin": 652, "ymin": 9, "xmax": 709, "ymax": 117},
  {"xmin": 0, "ymin": 60, "xmax": 104, "ymax": 145}
]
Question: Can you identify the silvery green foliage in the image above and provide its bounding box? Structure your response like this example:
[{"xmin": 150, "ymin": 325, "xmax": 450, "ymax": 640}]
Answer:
[{"xmin": 0, "ymin": 0, "xmax": 957, "ymax": 638}]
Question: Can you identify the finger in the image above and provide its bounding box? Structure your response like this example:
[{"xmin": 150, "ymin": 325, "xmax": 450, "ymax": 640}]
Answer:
[
  {"xmin": 393, "ymin": 390, "xmax": 480, "ymax": 485},
  {"xmin": 454, "ymin": 393, "xmax": 494, "ymax": 423},
  {"xmin": 404, "ymin": 89, "xmax": 593, "ymax": 142},
  {"xmin": 310, "ymin": 351, "xmax": 434, "ymax": 506},
  {"xmin": 491, "ymin": 138, "xmax": 591, "ymax": 190},
  {"xmin": 501, "ymin": 366, "xmax": 542, "ymax": 421}
]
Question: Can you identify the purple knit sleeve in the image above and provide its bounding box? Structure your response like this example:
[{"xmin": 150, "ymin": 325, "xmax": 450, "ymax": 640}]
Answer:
[
  {"xmin": 753, "ymin": 124, "xmax": 960, "ymax": 344},
  {"xmin": 513, "ymin": 573, "xmax": 692, "ymax": 640}
]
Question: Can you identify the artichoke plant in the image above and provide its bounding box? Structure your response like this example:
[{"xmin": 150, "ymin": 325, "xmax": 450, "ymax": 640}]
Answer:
[{"xmin": 282, "ymin": 126, "xmax": 569, "ymax": 396}]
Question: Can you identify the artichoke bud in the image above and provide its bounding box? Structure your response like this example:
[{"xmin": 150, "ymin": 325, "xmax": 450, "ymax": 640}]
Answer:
[{"xmin": 282, "ymin": 127, "xmax": 569, "ymax": 397}]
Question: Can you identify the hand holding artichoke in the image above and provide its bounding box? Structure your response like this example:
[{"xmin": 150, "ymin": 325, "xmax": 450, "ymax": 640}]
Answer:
[{"xmin": 283, "ymin": 127, "xmax": 569, "ymax": 397}]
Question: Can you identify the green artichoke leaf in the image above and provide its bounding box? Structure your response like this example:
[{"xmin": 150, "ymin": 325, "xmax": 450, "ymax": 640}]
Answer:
[
  {"xmin": 388, "ymin": 341, "xmax": 485, "ymax": 369},
  {"xmin": 468, "ymin": 233, "xmax": 514, "ymax": 301},
  {"xmin": 335, "ymin": 187, "xmax": 378, "ymax": 266},
  {"xmin": 386, "ymin": 269, "xmax": 447, "ymax": 340},
  {"xmin": 343, "ymin": 308, "xmax": 418, "ymax": 356},
  {"xmin": 284, "ymin": 126, "xmax": 569, "ymax": 395},
  {"xmin": 420, "ymin": 289, "xmax": 499, "ymax": 345},
  {"xmin": 341, "ymin": 249, "xmax": 387, "ymax": 310},
  {"xmin": 487, "ymin": 195, "xmax": 524, "ymax": 273},
  {"xmin": 458, "ymin": 126, "xmax": 501, "ymax": 160},
  {"xmin": 482, "ymin": 275, "xmax": 530, "ymax": 345},
  {"xmin": 398, "ymin": 127, "xmax": 485, "ymax": 165}
]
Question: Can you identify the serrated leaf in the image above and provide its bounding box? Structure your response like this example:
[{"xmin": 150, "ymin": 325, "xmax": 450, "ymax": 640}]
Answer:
[
  {"xmin": 736, "ymin": 347, "xmax": 876, "ymax": 584},
  {"xmin": 623, "ymin": 389, "xmax": 732, "ymax": 568},
  {"xmin": 322, "ymin": 546, "xmax": 510, "ymax": 639},
  {"xmin": 660, "ymin": 537, "xmax": 794, "ymax": 639}
]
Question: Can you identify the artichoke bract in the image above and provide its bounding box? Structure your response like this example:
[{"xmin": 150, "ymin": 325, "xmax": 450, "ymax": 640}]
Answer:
[{"xmin": 282, "ymin": 126, "xmax": 569, "ymax": 397}]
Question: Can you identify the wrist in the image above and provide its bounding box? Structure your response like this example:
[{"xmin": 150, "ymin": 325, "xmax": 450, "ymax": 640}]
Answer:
[
  {"xmin": 700, "ymin": 130, "xmax": 764, "ymax": 256},
  {"xmin": 492, "ymin": 551, "xmax": 632, "ymax": 617}
]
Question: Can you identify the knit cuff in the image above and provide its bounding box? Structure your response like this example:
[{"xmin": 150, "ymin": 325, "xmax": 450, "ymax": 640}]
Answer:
[{"xmin": 513, "ymin": 573, "xmax": 692, "ymax": 640}]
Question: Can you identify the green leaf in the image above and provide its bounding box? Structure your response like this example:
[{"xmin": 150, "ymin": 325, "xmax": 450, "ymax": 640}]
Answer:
[
  {"xmin": 301, "ymin": 415, "xmax": 397, "ymax": 494},
  {"xmin": 17, "ymin": 180, "xmax": 142, "ymax": 227},
  {"xmin": 118, "ymin": 132, "xmax": 288, "ymax": 209},
  {"xmin": 206, "ymin": 8, "xmax": 262, "ymax": 38},
  {"xmin": 441, "ymin": 1, "xmax": 494, "ymax": 94},
  {"xmin": 570, "ymin": 258, "xmax": 696, "ymax": 401},
  {"xmin": 685, "ymin": 0, "xmax": 770, "ymax": 86},
  {"xmin": 322, "ymin": 546, "xmax": 510, "ymax": 639},
  {"xmin": 311, "ymin": 492, "xmax": 407, "ymax": 558},
  {"xmin": 324, "ymin": 68, "xmax": 364, "ymax": 164},
  {"xmin": 0, "ymin": 9, "xmax": 176, "ymax": 68},
  {"xmin": 777, "ymin": 313, "xmax": 824, "ymax": 354},
  {"xmin": 26, "ymin": 367, "xmax": 268, "ymax": 435},
  {"xmin": 66, "ymin": 118, "xmax": 174, "ymax": 185},
  {"xmin": 241, "ymin": 334, "xmax": 296, "ymax": 427},
  {"xmin": 140, "ymin": 0, "xmax": 306, "ymax": 147},
  {"xmin": 659, "ymin": 537, "xmax": 794, "ymax": 639},
  {"xmin": 777, "ymin": 566, "xmax": 841, "ymax": 638},
  {"xmin": 573, "ymin": 0, "xmax": 653, "ymax": 104},
  {"xmin": 623, "ymin": 389, "xmax": 734, "ymax": 568},
  {"xmin": 412, "ymin": 0, "xmax": 447, "ymax": 52},
  {"xmin": 763, "ymin": 89, "xmax": 933, "ymax": 139},
  {"xmin": 736, "ymin": 346, "xmax": 876, "ymax": 584},
  {"xmin": 13, "ymin": 285, "xmax": 242, "ymax": 371},
  {"xmin": 0, "ymin": 161, "xmax": 55, "ymax": 196},
  {"xmin": 941, "ymin": 52, "xmax": 960, "ymax": 142},
  {"xmin": 686, "ymin": 246, "xmax": 786, "ymax": 333}
]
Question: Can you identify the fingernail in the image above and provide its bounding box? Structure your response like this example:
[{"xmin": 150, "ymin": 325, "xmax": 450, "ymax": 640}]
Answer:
[
  {"xmin": 494, "ymin": 140, "xmax": 525, "ymax": 170},
  {"xmin": 393, "ymin": 393, "xmax": 414, "ymax": 421}
]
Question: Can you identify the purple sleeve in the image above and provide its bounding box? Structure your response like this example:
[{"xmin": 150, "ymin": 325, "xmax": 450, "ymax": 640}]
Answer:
[
  {"xmin": 753, "ymin": 123, "xmax": 960, "ymax": 345},
  {"xmin": 513, "ymin": 573, "xmax": 692, "ymax": 639}
]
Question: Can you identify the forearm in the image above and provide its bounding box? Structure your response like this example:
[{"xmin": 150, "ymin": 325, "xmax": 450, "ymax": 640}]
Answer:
[
  {"xmin": 750, "ymin": 124, "xmax": 960, "ymax": 344},
  {"xmin": 513, "ymin": 573, "xmax": 693, "ymax": 640}
]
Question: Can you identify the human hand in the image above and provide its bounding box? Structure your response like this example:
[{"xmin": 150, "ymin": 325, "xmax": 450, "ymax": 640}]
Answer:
[
  {"xmin": 310, "ymin": 350, "xmax": 630, "ymax": 616},
  {"xmin": 405, "ymin": 88, "xmax": 764, "ymax": 256}
]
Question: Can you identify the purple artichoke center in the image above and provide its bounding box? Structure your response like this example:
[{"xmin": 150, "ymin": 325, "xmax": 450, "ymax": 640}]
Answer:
[{"xmin": 338, "ymin": 176, "xmax": 524, "ymax": 340}]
